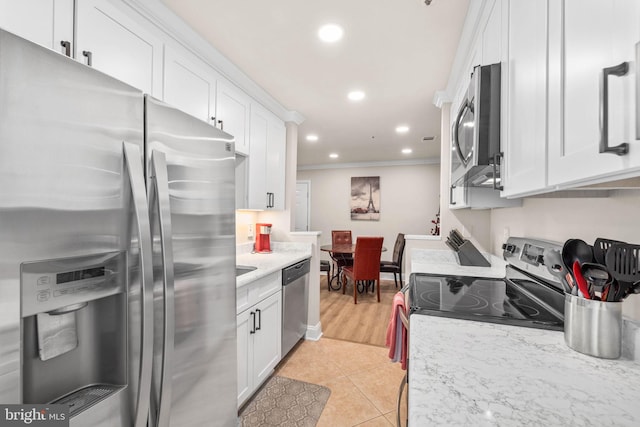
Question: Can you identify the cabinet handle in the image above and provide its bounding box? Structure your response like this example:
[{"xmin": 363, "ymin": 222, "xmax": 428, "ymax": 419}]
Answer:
[
  {"xmin": 60, "ymin": 40, "xmax": 71, "ymax": 57},
  {"xmin": 82, "ymin": 50, "xmax": 93, "ymax": 67},
  {"xmin": 492, "ymin": 152, "xmax": 504, "ymax": 191},
  {"xmin": 449, "ymin": 185, "xmax": 456, "ymax": 205},
  {"xmin": 255, "ymin": 308, "xmax": 261, "ymax": 331},
  {"xmin": 250, "ymin": 311, "xmax": 256, "ymax": 334},
  {"xmin": 217, "ymin": 120, "xmax": 224, "ymax": 131},
  {"xmin": 600, "ymin": 62, "xmax": 629, "ymax": 155},
  {"xmin": 211, "ymin": 116, "xmax": 216, "ymax": 126}
]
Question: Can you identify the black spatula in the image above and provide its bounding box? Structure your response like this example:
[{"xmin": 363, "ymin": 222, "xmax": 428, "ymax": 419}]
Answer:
[
  {"xmin": 593, "ymin": 238, "xmax": 626, "ymax": 265},
  {"xmin": 605, "ymin": 244, "xmax": 640, "ymax": 300}
]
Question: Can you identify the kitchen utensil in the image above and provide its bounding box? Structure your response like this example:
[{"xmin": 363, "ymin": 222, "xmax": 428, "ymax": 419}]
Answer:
[
  {"xmin": 562, "ymin": 239, "xmax": 594, "ymax": 284},
  {"xmin": 605, "ymin": 243, "xmax": 640, "ymax": 300},
  {"xmin": 445, "ymin": 239, "xmax": 459, "ymax": 253},
  {"xmin": 564, "ymin": 293, "xmax": 622, "ymax": 359},
  {"xmin": 593, "ymin": 238, "xmax": 626, "ymax": 265},
  {"xmin": 572, "ymin": 261, "xmax": 591, "ymax": 299},
  {"xmin": 450, "ymin": 230, "xmax": 465, "ymax": 246},
  {"xmin": 543, "ymin": 249, "xmax": 572, "ymax": 293},
  {"xmin": 580, "ymin": 262, "xmax": 612, "ymax": 300}
]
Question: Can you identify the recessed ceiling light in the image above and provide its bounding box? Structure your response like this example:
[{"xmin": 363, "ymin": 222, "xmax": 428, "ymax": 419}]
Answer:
[
  {"xmin": 318, "ymin": 24, "xmax": 343, "ymax": 43},
  {"xmin": 329, "ymin": 153, "xmax": 339, "ymax": 159},
  {"xmin": 396, "ymin": 125, "xmax": 410, "ymax": 134},
  {"xmin": 306, "ymin": 134, "xmax": 319, "ymax": 142},
  {"xmin": 347, "ymin": 90, "xmax": 365, "ymax": 101},
  {"xmin": 402, "ymin": 148, "xmax": 413, "ymax": 154}
]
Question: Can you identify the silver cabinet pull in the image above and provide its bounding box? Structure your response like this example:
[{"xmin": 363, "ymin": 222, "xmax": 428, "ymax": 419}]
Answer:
[
  {"xmin": 149, "ymin": 150, "xmax": 175, "ymax": 427},
  {"xmin": 82, "ymin": 50, "xmax": 92, "ymax": 67},
  {"xmin": 123, "ymin": 142, "xmax": 154, "ymax": 427},
  {"xmin": 60, "ymin": 40, "xmax": 71, "ymax": 57},
  {"xmin": 600, "ymin": 62, "xmax": 629, "ymax": 155},
  {"xmin": 449, "ymin": 185, "xmax": 456, "ymax": 205}
]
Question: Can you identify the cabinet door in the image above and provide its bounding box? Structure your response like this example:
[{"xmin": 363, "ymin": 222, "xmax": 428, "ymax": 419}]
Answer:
[
  {"xmin": 502, "ymin": 0, "xmax": 548, "ymax": 197},
  {"xmin": 163, "ymin": 45, "xmax": 218, "ymax": 122},
  {"xmin": 252, "ymin": 291, "xmax": 281, "ymax": 387},
  {"xmin": 481, "ymin": 0, "xmax": 502, "ymax": 65},
  {"xmin": 216, "ymin": 79, "xmax": 251, "ymax": 155},
  {"xmin": 248, "ymin": 103, "xmax": 269, "ymax": 209},
  {"xmin": 236, "ymin": 309, "xmax": 252, "ymax": 407},
  {"xmin": 266, "ymin": 117, "xmax": 286, "ymax": 210},
  {"xmin": 0, "ymin": 0, "xmax": 73, "ymax": 54},
  {"xmin": 548, "ymin": 0, "xmax": 640, "ymax": 187},
  {"xmin": 75, "ymin": 0, "xmax": 163, "ymax": 97}
]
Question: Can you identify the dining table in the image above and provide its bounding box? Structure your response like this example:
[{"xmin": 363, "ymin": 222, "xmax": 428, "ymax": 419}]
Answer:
[{"xmin": 320, "ymin": 243, "xmax": 386, "ymax": 291}]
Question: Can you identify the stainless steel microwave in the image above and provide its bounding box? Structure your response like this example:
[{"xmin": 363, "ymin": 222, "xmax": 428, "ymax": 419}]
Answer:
[{"xmin": 451, "ymin": 63, "xmax": 501, "ymax": 188}]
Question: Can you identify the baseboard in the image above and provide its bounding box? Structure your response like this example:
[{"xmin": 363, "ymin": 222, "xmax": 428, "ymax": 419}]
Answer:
[{"xmin": 305, "ymin": 322, "xmax": 323, "ymax": 341}]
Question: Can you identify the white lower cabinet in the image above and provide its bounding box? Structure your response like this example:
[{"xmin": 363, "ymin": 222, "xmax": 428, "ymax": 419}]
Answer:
[{"xmin": 236, "ymin": 272, "xmax": 282, "ymax": 408}]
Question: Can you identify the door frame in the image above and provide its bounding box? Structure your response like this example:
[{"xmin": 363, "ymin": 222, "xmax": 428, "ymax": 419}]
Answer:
[{"xmin": 295, "ymin": 180, "xmax": 311, "ymax": 232}]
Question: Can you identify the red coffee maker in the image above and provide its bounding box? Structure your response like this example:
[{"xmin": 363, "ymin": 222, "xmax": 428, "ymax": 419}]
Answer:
[{"xmin": 255, "ymin": 223, "xmax": 272, "ymax": 253}]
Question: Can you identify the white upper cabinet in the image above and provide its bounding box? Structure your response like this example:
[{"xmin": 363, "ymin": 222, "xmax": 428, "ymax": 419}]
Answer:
[
  {"xmin": 75, "ymin": 0, "xmax": 163, "ymax": 97},
  {"xmin": 548, "ymin": 0, "xmax": 640, "ymax": 187},
  {"xmin": 0, "ymin": 0, "xmax": 73, "ymax": 55},
  {"xmin": 501, "ymin": 0, "xmax": 549, "ymax": 197},
  {"xmin": 163, "ymin": 44, "xmax": 218, "ymax": 123},
  {"xmin": 248, "ymin": 103, "xmax": 286, "ymax": 210},
  {"xmin": 215, "ymin": 79, "xmax": 251, "ymax": 155}
]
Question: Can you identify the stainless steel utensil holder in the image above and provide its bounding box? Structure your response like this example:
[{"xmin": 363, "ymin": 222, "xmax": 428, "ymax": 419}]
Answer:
[{"xmin": 564, "ymin": 293, "xmax": 622, "ymax": 359}]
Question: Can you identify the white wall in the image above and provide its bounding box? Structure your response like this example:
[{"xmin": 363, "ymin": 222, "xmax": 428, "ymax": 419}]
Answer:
[{"xmin": 297, "ymin": 163, "xmax": 440, "ymax": 264}]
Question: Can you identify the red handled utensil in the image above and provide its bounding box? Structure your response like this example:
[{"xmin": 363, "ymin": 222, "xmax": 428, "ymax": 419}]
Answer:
[{"xmin": 573, "ymin": 261, "xmax": 591, "ymax": 299}]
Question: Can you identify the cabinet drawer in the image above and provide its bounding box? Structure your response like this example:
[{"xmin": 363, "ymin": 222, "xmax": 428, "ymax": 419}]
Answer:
[{"xmin": 236, "ymin": 271, "xmax": 282, "ymax": 314}]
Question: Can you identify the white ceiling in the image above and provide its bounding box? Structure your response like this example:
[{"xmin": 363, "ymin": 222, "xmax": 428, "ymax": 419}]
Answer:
[{"xmin": 161, "ymin": 0, "xmax": 470, "ymax": 167}]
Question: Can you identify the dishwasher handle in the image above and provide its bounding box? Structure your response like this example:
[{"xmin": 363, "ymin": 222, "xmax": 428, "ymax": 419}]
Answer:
[{"xmin": 282, "ymin": 258, "xmax": 311, "ymax": 286}]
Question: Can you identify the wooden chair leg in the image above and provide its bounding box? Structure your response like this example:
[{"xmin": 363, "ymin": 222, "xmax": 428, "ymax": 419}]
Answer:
[
  {"xmin": 353, "ymin": 278, "xmax": 357, "ymax": 304},
  {"xmin": 342, "ymin": 273, "xmax": 346, "ymax": 294},
  {"xmin": 376, "ymin": 279, "xmax": 380, "ymax": 302}
]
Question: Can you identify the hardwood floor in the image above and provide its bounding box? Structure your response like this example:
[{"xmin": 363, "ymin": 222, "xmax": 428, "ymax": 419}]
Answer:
[{"xmin": 319, "ymin": 275, "xmax": 400, "ymax": 347}]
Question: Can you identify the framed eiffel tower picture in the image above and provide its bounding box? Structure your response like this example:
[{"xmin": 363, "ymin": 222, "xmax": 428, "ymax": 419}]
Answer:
[{"xmin": 350, "ymin": 176, "xmax": 380, "ymax": 221}]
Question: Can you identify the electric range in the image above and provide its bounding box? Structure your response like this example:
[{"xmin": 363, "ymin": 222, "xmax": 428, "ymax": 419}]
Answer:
[{"xmin": 408, "ymin": 237, "xmax": 566, "ymax": 331}]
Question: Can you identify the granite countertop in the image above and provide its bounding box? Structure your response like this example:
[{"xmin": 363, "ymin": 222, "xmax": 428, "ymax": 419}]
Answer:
[
  {"xmin": 409, "ymin": 315, "xmax": 640, "ymax": 426},
  {"xmin": 411, "ymin": 248, "xmax": 507, "ymax": 279},
  {"xmin": 235, "ymin": 241, "xmax": 312, "ymax": 288}
]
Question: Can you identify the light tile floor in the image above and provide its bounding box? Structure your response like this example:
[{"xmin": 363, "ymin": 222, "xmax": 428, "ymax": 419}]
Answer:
[{"xmin": 275, "ymin": 338, "xmax": 406, "ymax": 426}]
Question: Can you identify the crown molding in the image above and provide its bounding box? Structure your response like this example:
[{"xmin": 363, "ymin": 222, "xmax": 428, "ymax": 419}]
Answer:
[
  {"xmin": 121, "ymin": 0, "xmax": 302, "ymax": 123},
  {"xmin": 297, "ymin": 157, "xmax": 440, "ymax": 171}
]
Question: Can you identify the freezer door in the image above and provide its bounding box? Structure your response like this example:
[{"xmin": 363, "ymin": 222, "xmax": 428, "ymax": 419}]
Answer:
[
  {"xmin": 145, "ymin": 95, "xmax": 238, "ymax": 426},
  {"xmin": 0, "ymin": 29, "xmax": 152, "ymax": 426}
]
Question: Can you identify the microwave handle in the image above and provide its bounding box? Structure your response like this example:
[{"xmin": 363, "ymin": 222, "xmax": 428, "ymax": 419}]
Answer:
[
  {"xmin": 453, "ymin": 100, "xmax": 472, "ymax": 166},
  {"xmin": 492, "ymin": 152, "xmax": 504, "ymax": 191}
]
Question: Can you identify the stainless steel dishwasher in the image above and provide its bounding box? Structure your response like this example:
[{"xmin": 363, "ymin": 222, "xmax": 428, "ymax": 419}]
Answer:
[{"xmin": 282, "ymin": 258, "xmax": 310, "ymax": 357}]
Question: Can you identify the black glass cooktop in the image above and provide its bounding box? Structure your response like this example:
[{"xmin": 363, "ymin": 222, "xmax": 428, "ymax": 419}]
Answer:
[{"xmin": 408, "ymin": 267, "xmax": 565, "ymax": 331}]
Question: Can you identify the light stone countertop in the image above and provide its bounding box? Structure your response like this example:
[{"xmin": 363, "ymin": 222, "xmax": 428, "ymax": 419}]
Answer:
[
  {"xmin": 235, "ymin": 241, "xmax": 312, "ymax": 288},
  {"xmin": 409, "ymin": 315, "xmax": 640, "ymax": 426},
  {"xmin": 411, "ymin": 248, "xmax": 507, "ymax": 278}
]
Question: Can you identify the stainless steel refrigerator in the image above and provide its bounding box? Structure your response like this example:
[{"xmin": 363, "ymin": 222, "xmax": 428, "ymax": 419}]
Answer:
[{"xmin": 0, "ymin": 28, "xmax": 237, "ymax": 426}]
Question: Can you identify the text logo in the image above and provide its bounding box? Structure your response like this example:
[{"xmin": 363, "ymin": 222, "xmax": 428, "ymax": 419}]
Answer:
[{"xmin": 0, "ymin": 405, "xmax": 68, "ymax": 427}]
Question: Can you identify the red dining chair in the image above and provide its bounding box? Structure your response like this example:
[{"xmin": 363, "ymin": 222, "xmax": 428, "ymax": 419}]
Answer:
[
  {"xmin": 331, "ymin": 230, "xmax": 354, "ymax": 282},
  {"xmin": 342, "ymin": 237, "xmax": 384, "ymax": 304}
]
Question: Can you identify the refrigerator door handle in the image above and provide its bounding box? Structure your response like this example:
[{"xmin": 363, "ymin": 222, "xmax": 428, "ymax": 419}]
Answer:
[
  {"xmin": 123, "ymin": 142, "xmax": 155, "ymax": 427},
  {"xmin": 150, "ymin": 150, "xmax": 176, "ymax": 427}
]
